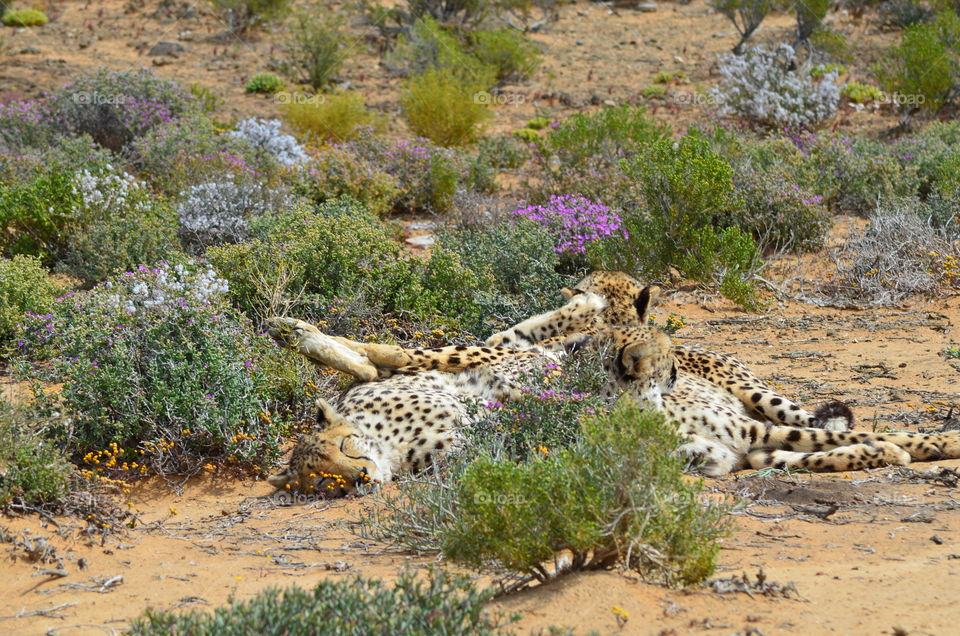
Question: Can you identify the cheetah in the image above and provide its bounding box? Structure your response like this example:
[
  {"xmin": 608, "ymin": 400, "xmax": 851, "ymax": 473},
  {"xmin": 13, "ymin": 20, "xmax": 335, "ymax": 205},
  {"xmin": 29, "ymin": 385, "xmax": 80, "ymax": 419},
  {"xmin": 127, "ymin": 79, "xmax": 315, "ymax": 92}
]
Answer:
[
  {"xmin": 264, "ymin": 292, "xmax": 608, "ymax": 494},
  {"xmin": 560, "ymin": 270, "xmax": 849, "ymax": 430},
  {"xmin": 266, "ymin": 274, "xmax": 960, "ymax": 494}
]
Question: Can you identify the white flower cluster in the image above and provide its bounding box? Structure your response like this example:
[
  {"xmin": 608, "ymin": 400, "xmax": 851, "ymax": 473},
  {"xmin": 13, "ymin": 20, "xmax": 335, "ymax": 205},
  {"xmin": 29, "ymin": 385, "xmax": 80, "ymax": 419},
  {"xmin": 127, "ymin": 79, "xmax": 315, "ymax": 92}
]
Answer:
[
  {"xmin": 177, "ymin": 177, "xmax": 262, "ymax": 250},
  {"xmin": 229, "ymin": 118, "xmax": 308, "ymax": 167},
  {"xmin": 711, "ymin": 44, "xmax": 840, "ymax": 129},
  {"xmin": 72, "ymin": 165, "xmax": 149, "ymax": 215},
  {"xmin": 102, "ymin": 262, "xmax": 229, "ymax": 316}
]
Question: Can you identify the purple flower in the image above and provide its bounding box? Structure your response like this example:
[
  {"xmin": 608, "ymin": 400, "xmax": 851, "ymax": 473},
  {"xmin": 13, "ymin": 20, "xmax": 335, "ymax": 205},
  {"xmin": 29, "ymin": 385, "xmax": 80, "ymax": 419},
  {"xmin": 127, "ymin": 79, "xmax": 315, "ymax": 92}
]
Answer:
[{"xmin": 513, "ymin": 194, "xmax": 627, "ymax": 255}]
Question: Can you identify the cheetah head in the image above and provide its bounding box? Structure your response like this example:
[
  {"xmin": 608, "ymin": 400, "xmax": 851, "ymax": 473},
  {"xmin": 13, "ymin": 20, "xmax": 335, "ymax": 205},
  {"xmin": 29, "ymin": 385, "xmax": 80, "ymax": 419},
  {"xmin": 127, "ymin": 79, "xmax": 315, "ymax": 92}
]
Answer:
[
  {"xmin": 267, "ymin": 399, "xmax": 388, "ymax": 497},
  {"xmin": 605, "ymin": 328, "xmax": 677, "ymax": 410},
  {"xmin": 562, "ymin": 272, "xmax": 659, "ymax": 327}
]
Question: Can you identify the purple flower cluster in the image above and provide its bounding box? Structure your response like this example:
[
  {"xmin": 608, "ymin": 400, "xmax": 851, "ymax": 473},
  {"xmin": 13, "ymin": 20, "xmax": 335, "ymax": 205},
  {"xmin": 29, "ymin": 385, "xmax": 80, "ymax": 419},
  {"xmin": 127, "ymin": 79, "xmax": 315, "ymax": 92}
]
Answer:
[{"xmin": 513, "ymin": 194, "xmax": 627, "ymax": 255}]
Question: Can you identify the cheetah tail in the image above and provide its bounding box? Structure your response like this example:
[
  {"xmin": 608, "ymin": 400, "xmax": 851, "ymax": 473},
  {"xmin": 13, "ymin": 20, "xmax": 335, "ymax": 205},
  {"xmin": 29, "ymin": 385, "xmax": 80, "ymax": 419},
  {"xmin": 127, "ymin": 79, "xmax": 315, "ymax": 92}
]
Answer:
[{"xmin": 813, "ymin": 401, "xmax": 854, "ymax": 432}]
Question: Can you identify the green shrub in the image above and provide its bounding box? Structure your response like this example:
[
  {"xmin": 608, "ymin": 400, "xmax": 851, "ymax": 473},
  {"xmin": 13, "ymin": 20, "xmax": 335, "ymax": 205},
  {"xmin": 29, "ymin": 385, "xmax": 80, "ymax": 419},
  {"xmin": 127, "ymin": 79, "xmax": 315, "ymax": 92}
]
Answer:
[
  {"xmin": 401, "ymin": 68, "xmax": 492, "ymax": 146},
  {"xmin": 476, "ymin": 133, "xmax": 531, "ymax": 171},
  {"xmin": 526, "ymin": 116, "xmax": 550, "ymax": 129},
  {"xmin": 297, "ymin": 145, "xmax": 400, "ymax": 215},
  {"xmin": 584, "ymin": 136, "xmax": 763, "ymax": 308},
  {"xmin": 2, "ymin": 8, "xmax": 48, "ymax": 26},
  {"xmin": 366, "ymin": 399, "xmax": 729, "ymax": 587},
  {"xmin": 811, "ymin": 63, "xmax": 847, "ymax": 79},
  {"xmin": 366, "ymin": 136, "xmax": 464, "ymax": 215},
  {"xmin": 725, "ymin": 163, "xmax": 830, "ymax": 254},
  {"xmin": 129, "ymin": 569, "xmax": 513, "ymax": 635},
  {"xmin": 842, "ymin": 81, "xmax": 884, "ymax": 103},
  {"xmin": 127, "ymin": 114, "xmax": 258, "ymax": 197},
  {"xmin": 208, "ymin": 0, "xmax": 290, "ymax": 34},
  {"xmin": 386, "ymin": 16, "xmax": 497, "ymax": 88},
  {"xmin": 797, "ymin": 133, "xmax": 918, "ymax": 214},
  {"xmin": 875, "ymin": 10, "xmax": 960, "ymax": 112},
  {"xmin": 439, "ymin": 217, "xmax": 576, "ymax": 334},
  {"xmin": 189, "ymin": 83, "xmax": 224, "ymax": 114},
  {"xmin": 652, "ymin": 69, "xmax": 686, "ymax": 84},
  {"xmin": 0, "ymin": 255, "xmax": 66, "ymax": 350},
  {"xmin": 208, "ymin": 199, "xmax": 485, "ymax": 331},
  {"xmin": 245, "ymin": 73, "xmax": 285, "ymax": 94},
  {"xmin": 0, "ymin": 402, "xmax": 73, "ymax": 508},
  {"xmin": 544, "ymin": 105, "xmax": 669, "ymax": 169},
  {"xmin": 0, "ymin": 167, "xmax": 82, "ymax": 262},
  {"xmin": 17, "ymin": 261, "xmax": 289, "ymax": 476},
  {"xmin": 48, "ymin": 68, "xmax": 194, "ymax": 152},
  {"xmin": 284, "ymin": 10, "xmax": 354, "ymax": 90},
  {"xmin": 512, "ymin": 127, "xmax": 539, "ymax": 142},
  {"xmin": 57, "ymin": 169, "xmax": 180, "ymax": 286},
  {"xmin": 709, "ymin": 0, "xmax": 772, "ymax": 54},
  {"xmin": 281, "ymin": 91, "xmax": 382, "ymax": 142},
  {"xmin": 894, "ymin": 121, "xmax": 960, "ymax": 197},
  {"xmin": 642, "ymin": 84, "xmax": 667, "ymax": 97},
  {"xmin": 469, "ymin": 28, "xmax": 541, "ymax": 82},
  {"xmin": 793, "ymin": 0, "xmax": 830, "ymax": 43},
  {"xmin": 529, "ymin": 106, "xmax": 668, "ymax": 207}
]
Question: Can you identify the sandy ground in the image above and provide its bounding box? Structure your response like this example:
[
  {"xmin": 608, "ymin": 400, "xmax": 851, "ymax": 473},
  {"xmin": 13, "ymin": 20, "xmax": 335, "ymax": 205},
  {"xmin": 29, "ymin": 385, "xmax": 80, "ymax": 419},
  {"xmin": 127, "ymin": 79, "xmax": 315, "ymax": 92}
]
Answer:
[{"xmin": 0, "ymin": 0, "xmax": 903, "ymax": 137}]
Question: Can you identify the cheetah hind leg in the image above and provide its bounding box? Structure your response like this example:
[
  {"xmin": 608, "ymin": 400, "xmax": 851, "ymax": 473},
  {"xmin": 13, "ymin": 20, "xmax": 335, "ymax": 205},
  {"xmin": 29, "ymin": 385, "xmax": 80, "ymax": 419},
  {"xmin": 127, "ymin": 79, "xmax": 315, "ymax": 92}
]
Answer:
[{"xmin": 746, "ymin": 441, "xmax": 911, "ymax": 472}]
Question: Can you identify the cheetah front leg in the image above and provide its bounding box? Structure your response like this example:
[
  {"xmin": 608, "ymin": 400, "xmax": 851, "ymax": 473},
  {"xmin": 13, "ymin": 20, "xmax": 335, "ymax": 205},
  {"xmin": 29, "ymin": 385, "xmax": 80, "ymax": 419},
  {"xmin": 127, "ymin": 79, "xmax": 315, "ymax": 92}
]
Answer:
[
  {"xmin": 268, "ymin": 317, "xmax": 380, "ymax": 381},
  {"xmin": 674, "ymin": 345, "xmax": 852, "ymax": 431},
  {"xmin": 486, "ymin": 292, "xmax": 607, "ymax": 348}
]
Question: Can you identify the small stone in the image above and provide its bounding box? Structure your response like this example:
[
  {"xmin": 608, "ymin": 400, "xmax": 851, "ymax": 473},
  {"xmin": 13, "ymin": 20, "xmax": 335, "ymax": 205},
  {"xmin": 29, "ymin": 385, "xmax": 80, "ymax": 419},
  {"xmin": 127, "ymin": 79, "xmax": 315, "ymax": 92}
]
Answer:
[
  {"xmin": 931, "ymin": 535, "xmax": 944, "ymax": 545},
  {"xmin": 405, "ymin": 235, "xmax": 436, "ymax": 249},
  {"xmin": 576, "ymin": 40, "xmax": 585, "ymax": 46},
  {"xmin": 18, "ymin": 46, "xmax": 40, "ymax": 55},
  {"xmin": 636, "ymin": 2, "xmax": 658, "ymax": 11},
  {"xmin": 148, "ymin": 41, "xmax": 186, "ymax": 57}
]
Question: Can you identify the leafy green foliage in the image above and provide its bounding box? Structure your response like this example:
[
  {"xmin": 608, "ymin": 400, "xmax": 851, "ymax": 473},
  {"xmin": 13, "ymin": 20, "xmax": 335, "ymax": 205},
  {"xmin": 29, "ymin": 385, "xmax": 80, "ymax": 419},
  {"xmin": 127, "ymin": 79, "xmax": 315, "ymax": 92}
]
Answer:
[
  {"xmin": 387, "ymin": 16, "xmax": 497, "ymax": 88},
  {"xmin": 365, "ymin": 399, "xmax": 728, "ymax": 587},
  {"xmin": 282, "ymin": 91, "xmax": 383, "ymax": 142},
  {"xmin": 1, "ymin": 7, "xmax": 48, "ymax": 26},
  {"xmin": 401, "ymin": 68, "xmax": 492, "ymax": 146},
  {"xmin": 17, "ymin": 262, "xmax": 289, "ymax": 476},
  {"xmin": 245, "ymin": 73, "xmax": 285, "ymax": 94},
  {"xmin": 0, "ymin": 256, "xmax": 66, "ymax": 350},
  {"xmin": 469, "ymin": 28, "xmax": 541, "ymax": 82},
  {"xmin": 842, "ymin": 81, "xmax": 884, "ymax": 103},
  {"xmin": 130, "ymin": 569, "xmax": 513, "ymax": 635},
  {"xmin": 596, "ymin": 136, "xmax": 762, "ymax": 309},
  {"xmin": 0, "ymin": 168, "xmax": 82, "ymax": 263},
  {"xmin": 297, "ymin": 145, "xmax": 401, "ymax": 215},
  {"xmin": 208, "ymin": 0, "xmax": 290, "ymax": 34},
  {"xmin": 208, "ymin": 199, "xmax": 485, "ymax": 332},
  {"xmin": 439, "ymin": 218, "xmax": 577, "ymax": 334},
  {"xmin": 875, "ymin": 10, "xmax": 960, "ymax": 112},
  {"xmin": 0, "ymin": 402, "xmax": 73, "ymax": 507},
  {"xmin": 284, "ymin": 10, "xmax": 354, "ymax": 90}
]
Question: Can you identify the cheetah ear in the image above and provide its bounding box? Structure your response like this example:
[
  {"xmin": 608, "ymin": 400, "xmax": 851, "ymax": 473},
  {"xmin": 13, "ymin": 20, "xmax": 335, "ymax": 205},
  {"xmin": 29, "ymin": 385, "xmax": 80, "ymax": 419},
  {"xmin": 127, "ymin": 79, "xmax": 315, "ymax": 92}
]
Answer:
[
  {"xmin": 560, "ymin": 286, "xmax": 584, "ymax": 300},
  {"xmin": 634, "ymin": 285, "xmax": 660, "ymax": 323},
  {"xmin": 315, "ymin": 398, "xmax": 340, "ymax": 428}
]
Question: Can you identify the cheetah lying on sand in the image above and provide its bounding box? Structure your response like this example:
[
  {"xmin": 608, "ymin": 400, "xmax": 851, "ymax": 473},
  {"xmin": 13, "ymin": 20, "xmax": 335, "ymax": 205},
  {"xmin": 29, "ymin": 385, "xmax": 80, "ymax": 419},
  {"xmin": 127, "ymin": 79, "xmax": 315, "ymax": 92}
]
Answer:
[{"xmin": 267, "ymin": 272, "xmax": 960, "ymax": 495}]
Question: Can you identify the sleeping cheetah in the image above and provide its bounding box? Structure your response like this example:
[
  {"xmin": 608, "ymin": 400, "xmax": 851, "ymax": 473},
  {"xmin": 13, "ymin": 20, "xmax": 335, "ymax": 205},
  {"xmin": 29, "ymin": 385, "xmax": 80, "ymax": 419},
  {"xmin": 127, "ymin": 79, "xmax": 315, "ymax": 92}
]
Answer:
[
  {"xmin": 561, "ymin": 271, "xmax": 848, "ymax": 430},
  {"xmin": 266, "ymin": 274, "xmax": 960, "ymax": 494}
]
